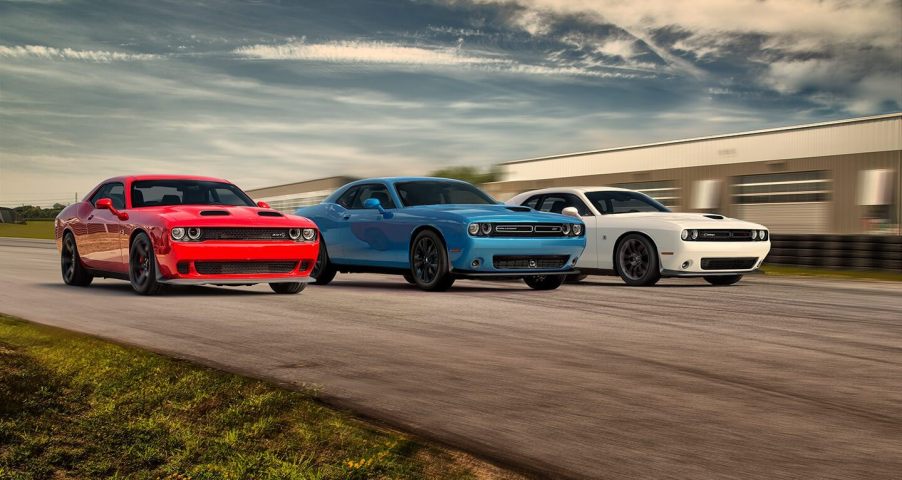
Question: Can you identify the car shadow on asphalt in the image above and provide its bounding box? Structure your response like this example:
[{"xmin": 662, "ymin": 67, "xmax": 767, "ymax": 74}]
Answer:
[
  {"xmin": 322, "ymin": 279, "xmax": 531, "ymax": 292},
  {"xmin": 571, "ymin": 279, "xmax": 726, "ymax": 288},
  {"xmin": 37, "ymin": 283, "xmax": 272, "ymax": 296}
]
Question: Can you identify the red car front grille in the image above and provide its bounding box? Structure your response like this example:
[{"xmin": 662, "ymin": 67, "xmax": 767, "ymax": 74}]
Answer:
[
  {"xmin": 202, "ymin": 228, "xmax": 292, "ymax": 241},
  {"xmin": 194, "ymin": 261, "xmax": 298, "ymax": 275}
]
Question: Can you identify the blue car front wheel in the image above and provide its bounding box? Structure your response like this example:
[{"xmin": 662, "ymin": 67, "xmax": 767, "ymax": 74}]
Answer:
[{"xmin": 409, "ymin": 230, "xmax": 455, "ymax": 291}]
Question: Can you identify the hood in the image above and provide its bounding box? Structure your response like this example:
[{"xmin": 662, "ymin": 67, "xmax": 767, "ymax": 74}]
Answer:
[
  {"xmin": 406, "ymin": 204, "xmax": 583, "ymax": 224},
  {"xmin": 611, "ymin": 212, "xmax": 767, "ymax": 229},
  {"xmin": 135, "ymin": 205, "xmax": 313, "ymax": 227}
]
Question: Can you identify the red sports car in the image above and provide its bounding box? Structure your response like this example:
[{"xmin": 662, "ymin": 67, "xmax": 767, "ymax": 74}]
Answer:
[{"xmin": 55, "ymin": 175, "xmax": 320, "ymax": 295}]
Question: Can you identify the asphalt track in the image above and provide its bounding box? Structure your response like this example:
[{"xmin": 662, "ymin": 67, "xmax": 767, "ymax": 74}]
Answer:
[{"xmin": 1, "ymin": 238, "xmax": 901, "ymax": 479}]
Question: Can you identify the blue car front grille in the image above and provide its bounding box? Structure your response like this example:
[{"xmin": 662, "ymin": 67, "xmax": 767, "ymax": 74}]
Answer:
[
  {"xmin": 489, "ymin": 224, "xmax": 575, "ymax": 237},
  {"xmin": 493, "ymin": 255, "xmax": 569, "ymax": 270}
]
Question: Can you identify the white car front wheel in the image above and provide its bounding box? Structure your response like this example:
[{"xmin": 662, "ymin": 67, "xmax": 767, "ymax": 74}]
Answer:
[{"xmin": 615, "ymin": 234, "xmax": 661, "ymax": 286}]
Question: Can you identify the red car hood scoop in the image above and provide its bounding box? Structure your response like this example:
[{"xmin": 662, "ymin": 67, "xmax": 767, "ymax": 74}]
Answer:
[{"xmin": 199, "ymin": 210, "xmax": 230, "ymax": 216}]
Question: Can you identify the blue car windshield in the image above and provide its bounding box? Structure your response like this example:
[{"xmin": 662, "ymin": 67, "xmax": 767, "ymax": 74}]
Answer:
[{"xmin": 395, "ymin": 180, "xmax": 497, "ymax": 207}]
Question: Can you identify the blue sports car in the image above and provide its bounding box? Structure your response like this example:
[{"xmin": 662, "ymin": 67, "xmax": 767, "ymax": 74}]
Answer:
[{"xmin": 296, "ymin": 177, "xmax": 587, "ymax": 291}]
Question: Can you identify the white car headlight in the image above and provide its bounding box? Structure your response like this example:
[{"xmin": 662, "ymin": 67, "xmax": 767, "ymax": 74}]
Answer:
[
  {"xmin": 171, "ymin": 227, "xmax": 186, "ymax": 241},
  {"xmin": 187, "ymin": 227, "xmax": 202, "ymax": 241},
  {"xmin": 481, "ymin": 223, "xmax": 492, "ymax": 235},
  {"xmin": 690, "ymin": 229, "xmax": 699, "ymax": 240},
  {"xmin": 561, "ymin": 224, "xmax": 571, "ymax": 235},
  {"xmin": 681, "ymin": 229, "xmax": 689, "ymax": 240},
  {"xmin": 302, "ymin": 228, "xmax": 316, "ymax": 241},
  {"xmin": 760, "ymin": 230, "xmax": 768, "ymax": 240},
  {"xmin": 468, "ymin": 223, "xmax": 480, "ymax": 236},
  {"xmin": 750, "ymin": 230, "xmax": 759, "ymax": 240},
  {"xmin": 288, "ymin": 228, "xmax": 302, "ymax": 240},
  {"xmin": 572, "ymin": 224, "xmax": 582, "ymax": 236}
]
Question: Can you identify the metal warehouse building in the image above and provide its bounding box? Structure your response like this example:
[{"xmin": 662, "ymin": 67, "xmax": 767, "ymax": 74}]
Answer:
[
  {"xmin": 248, "ymin": 113, "xmax": 901, "ymax": 236},
  {"xmin": 484, "ymin": 113, "xmax": 901, "ymax": 235}
]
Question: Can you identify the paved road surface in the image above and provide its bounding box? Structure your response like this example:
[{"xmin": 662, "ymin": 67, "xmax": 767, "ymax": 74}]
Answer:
[{"xmin": 1, "ymin": 238, "xmax": 900, "ymax": 479}]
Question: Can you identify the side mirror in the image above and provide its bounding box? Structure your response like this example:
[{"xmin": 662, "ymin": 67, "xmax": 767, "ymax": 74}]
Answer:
[
  {"xmin": 257, "ymin": 201, "xmax": 271, "ymax": 209},
  {"xmin": 363, "ymin": 197, "xmax": 386, "ymax": 214},
  {"xmin": 96, "ymin": 198, "xmax": 128, "ymax": 221},
  {"xmin": 561, "ymin": 206, "xmax": 581, "ymax": 219}
]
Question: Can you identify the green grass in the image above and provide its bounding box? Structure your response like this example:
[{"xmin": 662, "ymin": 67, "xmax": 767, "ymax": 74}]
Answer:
[
  {"xmin": 0, "ymin": 221, "xmax": 54, "ymax": 240},
  {"xmin": 761, "ymin": 264, "xmax": 902, "ymax": 282},
  {"xmin": 0, "ymin": 315, "xmax": 511, "ymax": 480}
]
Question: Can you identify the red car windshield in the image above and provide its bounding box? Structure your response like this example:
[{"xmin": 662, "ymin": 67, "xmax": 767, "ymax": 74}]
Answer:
[{"xmin": 131, "ymin": 180, "xmax": 256, "ymax": 208}]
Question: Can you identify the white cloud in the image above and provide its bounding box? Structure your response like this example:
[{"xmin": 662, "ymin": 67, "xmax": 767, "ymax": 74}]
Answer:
[
  {"xmin": 234, "ymin": 39, "xmax": 504, "ymax": 66},
  {"xmin": 478, "ymin": 0, "xmax": 900, "ymax": 49},
  {"xmin": 763, "ymin": 59, "xmax": 902, "ymax": 114},
  {"xmin": 0, "ymin": 44, "xmax": 159, "ymax": 62},
  {"xmin": 233, "ymin": 39, "xmax": 644, "ymax": 79}
]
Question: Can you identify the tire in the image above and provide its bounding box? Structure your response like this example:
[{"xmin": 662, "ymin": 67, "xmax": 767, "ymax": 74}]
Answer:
[
  {"xmin": 402, "ymin": 271, "xmax": 417, "ymax": 285},
  {"xmin": 129, "ymin": 232, "xmax": 165, "ymax": 295},
  {"xmin": 60, "ymin": 232, "xmax": 93, "ymax": 287},
  {"xmin": 565, "ymin": 273, "xmax": 588, "ymax": 283},
  {"xmin": 270, "ymin": 282, "xmax": 307, "ymax": 294},
  {"xmin": 409, "ymin": 230, "xmax": 455, "ymax": 291},
  {"xmin": 615, "ymin": 234, "xmax": 661, "ymax": 286},
  {"xmin": 310, "ymin": 239, "xmax": 337, "ymax": 285},
  {"xmin": 704, "ymin": 274, "xmax": 743, "ymax": 286},
  {"xmin": 523, "ymin": 274, "xmax": 565, "ymax": 290}
]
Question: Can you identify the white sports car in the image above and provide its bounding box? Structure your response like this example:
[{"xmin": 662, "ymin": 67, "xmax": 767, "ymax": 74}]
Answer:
[{"xmin": 507, "ymin": 187, "xmax": 771, "ymax": 286}]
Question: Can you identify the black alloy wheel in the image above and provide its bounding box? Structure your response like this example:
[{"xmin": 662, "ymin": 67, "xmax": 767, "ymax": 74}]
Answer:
[
  {"xmin": 310, "ymin": 240, "xmax": 337, "ymax": 285},
  {"xmin": 615, "ymin": 234, "xmax": 661, "ymax": 286},
  {"xmin": 704, "ymin": 274, "xmax": 743, "ymax": 286},
  {"xmin": 129, "ymin": 232, "xmax": 164, "ymax": 295},
  {"xmin": 523, "ymin": 274, "xmax": 565, "ymax": 290},
  {"xmin": 409, "ymin": 230, "xmax": 455, "ymax": 291},
  {"xmin": 61, "ymin": 233, "xmax": 93, "ymax": 286}
]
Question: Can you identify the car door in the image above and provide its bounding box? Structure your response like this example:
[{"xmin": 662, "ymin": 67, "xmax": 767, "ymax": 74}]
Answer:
[
  {"xmin": 343, "ymin": 183, "xmax": 400, "ymax": 265},
  {"xmin": 321, "ymin": 185, "xmax": 360, "ymax": 263},
  {"xmin": 81, "ymin": 182, "xmax": 126, "ymax": 272},
  {"xmin": 534, "ymin": 193, "xmax": 598, "ymax": 268}
]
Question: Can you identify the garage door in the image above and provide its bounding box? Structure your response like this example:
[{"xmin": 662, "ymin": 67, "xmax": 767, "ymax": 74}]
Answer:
[{"xmin": 734, "ymin": 203, "xmax": 830, "ymax": 234}]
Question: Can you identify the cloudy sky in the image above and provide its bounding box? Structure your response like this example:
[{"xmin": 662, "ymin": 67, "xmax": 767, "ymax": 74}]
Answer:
[{"xmin": 1, "ymin": 0, "xmax": 900, "ymax": 206}]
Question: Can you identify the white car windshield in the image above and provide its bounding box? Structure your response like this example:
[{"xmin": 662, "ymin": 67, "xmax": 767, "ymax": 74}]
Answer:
[{"xmin": 586, "ymin": 191, "xmax": 670, "ymax": 214}]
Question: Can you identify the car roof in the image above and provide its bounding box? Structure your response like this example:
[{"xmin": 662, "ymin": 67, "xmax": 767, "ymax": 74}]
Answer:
[
  {"xmin": 98, "ymin": 174, "xmax": 233, "ymax": 185},
  {"xmin": 342, "ymin": 177, "xmax": 473, "ymax": 187},
  {"xmin": 512, "ymin": 186, "xmax": 632, "ymax": 196}
]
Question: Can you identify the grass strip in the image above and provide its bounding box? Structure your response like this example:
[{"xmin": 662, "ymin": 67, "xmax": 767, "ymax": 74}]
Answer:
[
  {"xmin": 761, "ymin": 264, "xmax": 902, "ymax": 282},
  {"xmin": 0, "ymin": 314, "xmax": 512, "ymax": 480},
  {"xmin": 0, "ymin": 222, "xmax": 55, "ymax": 240}
]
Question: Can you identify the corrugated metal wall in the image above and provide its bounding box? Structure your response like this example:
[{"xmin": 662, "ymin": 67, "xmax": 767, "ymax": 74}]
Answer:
[{"xmin": 501, "ymin": 114, "xmax": 902, "ymax": 182}]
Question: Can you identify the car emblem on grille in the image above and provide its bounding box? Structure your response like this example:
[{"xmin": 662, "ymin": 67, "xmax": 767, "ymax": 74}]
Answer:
[
  {"xmin": 529, "ymin": 259, "xmax": 537, "ymax": 268},
  {"xmin": 272, "ymin": 232, "xmax": 286, "ymax": 238}
]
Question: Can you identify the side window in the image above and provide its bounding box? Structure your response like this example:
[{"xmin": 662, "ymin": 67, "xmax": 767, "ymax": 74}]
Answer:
[
  {"xmin": 89, "ymin": 184, "xmax": 112, "ymax": 207},
  {"xmin": 350, "ymin": 184, "xmax": 396, "ymax": 209},
  {"xmin": 335, "ymin": 186, "xmax": 360, "ymax": 209},
  {"xmin": 106, "ymin": 183, "xmax": 125, "ymax": 210},
  {"xmin": 523, "ymin": 195, "xmax": 542, "ymax": 209},
  {"xmin": 537, "ymin": 194, "xmax": 591, "ymax": 216}
]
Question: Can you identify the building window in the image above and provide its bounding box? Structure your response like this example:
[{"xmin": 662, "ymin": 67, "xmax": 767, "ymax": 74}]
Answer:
[
  {"xmin": 732, "ymin": 171, "xmax": 831, "ymax": 204},
  {"xmin": 614, "ymin": 181, "xmax": 680, "ymax": 208}
]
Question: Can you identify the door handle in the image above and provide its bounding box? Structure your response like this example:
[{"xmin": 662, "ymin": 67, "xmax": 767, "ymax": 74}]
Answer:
[
  {"xmin": 342, "ymin": 214, "xmax": 351, "ymax": 220},
  {"xmin": 88, "ymin": 214, "xmax": 94, "ymax": 220}
]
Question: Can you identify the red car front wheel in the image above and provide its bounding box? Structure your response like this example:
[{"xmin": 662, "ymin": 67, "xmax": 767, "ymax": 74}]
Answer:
[{"xmin": 129, "ymin": 232, "xmax": 164, "ymax": 295}]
